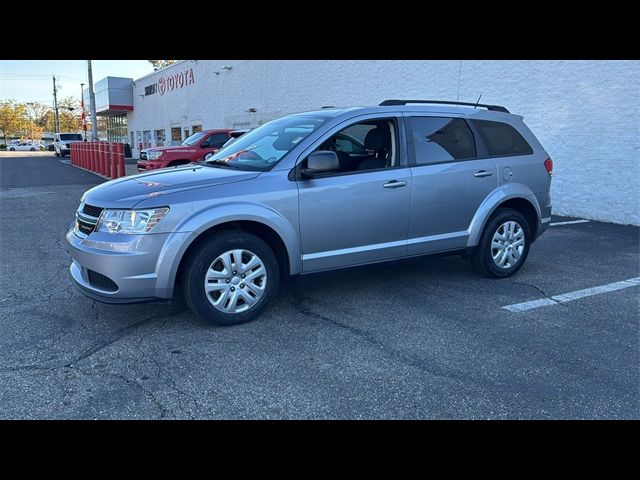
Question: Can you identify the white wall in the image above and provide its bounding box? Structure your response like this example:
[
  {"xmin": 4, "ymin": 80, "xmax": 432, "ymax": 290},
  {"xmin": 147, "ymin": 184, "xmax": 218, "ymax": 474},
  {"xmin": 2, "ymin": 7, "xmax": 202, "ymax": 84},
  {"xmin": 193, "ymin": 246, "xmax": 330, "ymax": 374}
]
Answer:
[{"xmin": 128, "ymin": 60, "xmax": 640, "ymax": 225}]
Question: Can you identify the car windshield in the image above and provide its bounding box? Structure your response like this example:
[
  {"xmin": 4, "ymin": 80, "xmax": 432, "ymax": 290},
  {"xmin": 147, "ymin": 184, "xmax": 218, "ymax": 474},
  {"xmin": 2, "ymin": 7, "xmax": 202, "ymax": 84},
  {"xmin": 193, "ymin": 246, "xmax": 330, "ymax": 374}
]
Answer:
[
  {"xmin": 181, "ymin": 132, "xmax": 206, "ymax": 146},
  {"xmin": 60, "ymin": 134, "xmax": 82, "ymax": 141},
  {"xmin": 205, "ymin": 115, "xmax": 326, "ymax": 171}
]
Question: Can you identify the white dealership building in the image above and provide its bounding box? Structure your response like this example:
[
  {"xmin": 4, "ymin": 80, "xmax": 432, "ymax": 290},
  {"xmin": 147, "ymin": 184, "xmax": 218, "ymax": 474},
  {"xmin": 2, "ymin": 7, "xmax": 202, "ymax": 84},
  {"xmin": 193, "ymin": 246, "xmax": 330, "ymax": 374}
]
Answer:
[{"xmin": 92, "ymin": 60, "xmax": 639, "ymax": 225}]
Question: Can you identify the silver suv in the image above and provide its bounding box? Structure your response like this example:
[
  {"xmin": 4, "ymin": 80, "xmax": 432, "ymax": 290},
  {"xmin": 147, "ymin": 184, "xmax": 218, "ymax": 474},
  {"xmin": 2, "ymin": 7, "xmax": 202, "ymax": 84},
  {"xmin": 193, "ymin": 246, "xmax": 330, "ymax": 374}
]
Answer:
[{"xmin": 67, "ymin": 100, "xmax": 553, "ymax": 326}]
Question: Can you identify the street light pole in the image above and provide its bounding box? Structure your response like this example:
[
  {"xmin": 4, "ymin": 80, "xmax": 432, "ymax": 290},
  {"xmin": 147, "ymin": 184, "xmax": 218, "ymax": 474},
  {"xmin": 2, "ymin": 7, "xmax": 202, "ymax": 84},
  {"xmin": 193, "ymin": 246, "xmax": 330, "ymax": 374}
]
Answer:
[{"xmin": 87, "ymin": 60, "xmax": 98, "ymax": 141}]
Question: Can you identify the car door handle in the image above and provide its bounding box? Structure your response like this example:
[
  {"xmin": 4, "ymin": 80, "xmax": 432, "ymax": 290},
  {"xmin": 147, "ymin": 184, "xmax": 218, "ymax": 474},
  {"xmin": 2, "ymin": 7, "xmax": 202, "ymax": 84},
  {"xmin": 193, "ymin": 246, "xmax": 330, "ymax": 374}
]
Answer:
[
  {"xmin": 474, "ymin": 170, "xmax": 494, "ymax": 178},
  {"xmin": 383, "ymin": 180, "xmax": 407, "ymax": 188}
]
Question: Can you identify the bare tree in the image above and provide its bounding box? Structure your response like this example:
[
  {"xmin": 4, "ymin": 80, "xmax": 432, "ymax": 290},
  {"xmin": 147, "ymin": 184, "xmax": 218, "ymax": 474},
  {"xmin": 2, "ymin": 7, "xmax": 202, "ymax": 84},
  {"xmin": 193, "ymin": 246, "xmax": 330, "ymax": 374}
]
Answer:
[{"xmin": 148, "ymin": 60, "xmax": 177, "ymax": 71}]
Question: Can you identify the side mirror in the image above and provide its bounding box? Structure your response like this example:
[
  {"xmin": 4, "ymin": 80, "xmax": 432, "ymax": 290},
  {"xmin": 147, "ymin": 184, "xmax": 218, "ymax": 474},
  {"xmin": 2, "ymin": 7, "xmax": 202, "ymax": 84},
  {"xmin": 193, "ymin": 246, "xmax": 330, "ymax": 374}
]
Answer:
[
  {"xmin": 200, "ymin": 142, "xmax": 210, "ymax": 148},
  {"xmin": 301, "ymin": 151, "xmax": 339, "ymax": 177}
]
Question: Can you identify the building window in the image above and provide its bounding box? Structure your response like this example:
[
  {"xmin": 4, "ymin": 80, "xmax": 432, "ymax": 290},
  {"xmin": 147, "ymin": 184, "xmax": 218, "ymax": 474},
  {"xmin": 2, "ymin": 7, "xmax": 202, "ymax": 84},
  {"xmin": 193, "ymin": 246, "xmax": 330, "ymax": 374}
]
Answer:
[
  {"xmin": 192, "ymin": 125, "xmax": 202, "ymax": 133},
  {"xmin": 103, "ymin": 113, "xmax": 128, "ymax": 143},
  {"xmin": 142, "ymin": 130, "xmax": 152, "ymax": 148},
  {"xmin": 155, "ymin": 129, "xmax": 166, "ymax": 147},
  {"xmin": 184, "ymin": 128, "xmax": 190, "ymax": 138},
  {"xmin": 171, "ymin": 127, "xmax": 182, "ymax": 145},
  {"xmin": 136, "ymin": 131, "xmax": 142, "ymax": 148}
]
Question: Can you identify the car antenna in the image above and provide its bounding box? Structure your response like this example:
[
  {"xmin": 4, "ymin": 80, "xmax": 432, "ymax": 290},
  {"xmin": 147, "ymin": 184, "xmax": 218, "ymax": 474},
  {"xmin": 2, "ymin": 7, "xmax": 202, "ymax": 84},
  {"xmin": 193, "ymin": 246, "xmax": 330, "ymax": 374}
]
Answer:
[{"xmin": 474, "ymin": 94, "xmax": 482, "ymax": 108}]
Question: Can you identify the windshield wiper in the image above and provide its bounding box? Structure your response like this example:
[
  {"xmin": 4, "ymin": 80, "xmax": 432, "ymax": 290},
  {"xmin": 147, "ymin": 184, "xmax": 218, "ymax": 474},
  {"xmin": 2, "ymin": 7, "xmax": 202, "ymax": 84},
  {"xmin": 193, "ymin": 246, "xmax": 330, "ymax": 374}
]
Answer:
[{"xmin": 205, "ymin": 160, "xmax": 239, "ymax": 169}]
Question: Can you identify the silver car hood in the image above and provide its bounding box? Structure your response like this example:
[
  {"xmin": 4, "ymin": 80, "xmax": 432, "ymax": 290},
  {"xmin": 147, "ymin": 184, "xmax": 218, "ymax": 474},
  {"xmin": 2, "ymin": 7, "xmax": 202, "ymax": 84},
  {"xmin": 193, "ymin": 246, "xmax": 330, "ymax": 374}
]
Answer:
[{"xmin": 81, "ymin": 164, "xmax": 261, "ymax": 208}]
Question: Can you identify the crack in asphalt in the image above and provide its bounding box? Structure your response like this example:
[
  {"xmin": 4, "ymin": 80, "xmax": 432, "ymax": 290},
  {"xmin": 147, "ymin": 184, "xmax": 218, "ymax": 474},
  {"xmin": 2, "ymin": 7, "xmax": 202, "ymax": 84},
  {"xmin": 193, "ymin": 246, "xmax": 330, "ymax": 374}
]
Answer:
[
  {"xmin": 289, "ymin": 287, "xmax": 470, "ymax": 385},
  {"xmin": 508, "ymin": 281, "xmax": 571, "ymax": 309}
]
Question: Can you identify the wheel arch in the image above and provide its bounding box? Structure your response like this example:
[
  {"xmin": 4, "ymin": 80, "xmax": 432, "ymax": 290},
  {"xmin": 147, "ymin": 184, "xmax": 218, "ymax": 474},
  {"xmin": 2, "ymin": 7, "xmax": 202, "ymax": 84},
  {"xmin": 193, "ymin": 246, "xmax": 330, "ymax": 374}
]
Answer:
[
  {"xmin": 155, "ymin": 206, "xmax": 301, "ymax": 299},
  {"xmin": 467, "ymin": 184, "xmax": 542, "ymax": 247}
]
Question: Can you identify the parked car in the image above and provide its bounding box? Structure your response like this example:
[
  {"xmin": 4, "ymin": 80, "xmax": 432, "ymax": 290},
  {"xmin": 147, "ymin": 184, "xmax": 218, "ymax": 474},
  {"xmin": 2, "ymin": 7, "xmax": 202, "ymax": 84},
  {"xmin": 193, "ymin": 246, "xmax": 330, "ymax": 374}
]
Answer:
[
  {"xmin": 8, "ymin": 141, "xmax": 39, "ymax": 151},
  {"xmin": 137, "ymin": 129, "xmax": 234, "ymax": 172},
  {"xmin": 220, "ymin": 128, "xmax": 252, "ymax": 149},
  {"xmin": 54, "ymin": 133, "xmax": 83, "ymax": 157},
  {"xmin": 67, "ymin": 99, "xmax": 553, "ymax": 326}
]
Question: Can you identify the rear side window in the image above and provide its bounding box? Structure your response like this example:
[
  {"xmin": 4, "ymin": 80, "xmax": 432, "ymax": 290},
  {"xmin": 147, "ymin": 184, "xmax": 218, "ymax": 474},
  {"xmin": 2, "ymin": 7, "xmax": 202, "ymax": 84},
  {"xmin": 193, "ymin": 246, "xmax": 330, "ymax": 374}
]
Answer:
[
  {"xmin": 472, "ymin": 120, "xmax": 533, "ymax": 157},
  {"xmin": 409, "ymin": 117, "xmax": 476, "ymax": 165},
  {"xmin": 207, "ymin": 133, "xmax": 229, "ymax": 148}
]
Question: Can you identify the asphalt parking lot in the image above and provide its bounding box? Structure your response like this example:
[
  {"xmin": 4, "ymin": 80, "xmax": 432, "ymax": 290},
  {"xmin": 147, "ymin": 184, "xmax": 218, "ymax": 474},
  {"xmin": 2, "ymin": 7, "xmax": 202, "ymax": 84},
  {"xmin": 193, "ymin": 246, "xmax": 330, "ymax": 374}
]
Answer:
[{"xmin": 1, "ymin": 153, "xmax": 638, "ymax": 419}]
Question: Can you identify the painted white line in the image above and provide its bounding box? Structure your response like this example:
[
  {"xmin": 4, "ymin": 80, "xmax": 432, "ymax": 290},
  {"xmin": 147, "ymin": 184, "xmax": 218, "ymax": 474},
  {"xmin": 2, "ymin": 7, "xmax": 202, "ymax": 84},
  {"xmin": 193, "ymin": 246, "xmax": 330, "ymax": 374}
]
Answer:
[
  {"xmin": 549, "ymin": 219, "xmax": 590, "ymax": 226},
  {"xmin": 503, "ymin": 276, "xmax": 640, "ymax": 313}
]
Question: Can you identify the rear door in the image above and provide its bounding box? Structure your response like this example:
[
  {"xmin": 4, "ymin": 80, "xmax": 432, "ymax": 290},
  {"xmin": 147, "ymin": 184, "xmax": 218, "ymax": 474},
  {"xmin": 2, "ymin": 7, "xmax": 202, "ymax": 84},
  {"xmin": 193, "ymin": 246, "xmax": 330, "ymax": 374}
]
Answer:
[{"xmin": 406, "ymin": 115, "xmax": 498, "ymax": 255}]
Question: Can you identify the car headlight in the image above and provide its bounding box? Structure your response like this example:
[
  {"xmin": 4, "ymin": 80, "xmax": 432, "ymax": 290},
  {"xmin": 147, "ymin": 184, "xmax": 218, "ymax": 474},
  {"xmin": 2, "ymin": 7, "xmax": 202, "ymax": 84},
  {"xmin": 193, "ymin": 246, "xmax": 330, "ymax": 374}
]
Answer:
[
  {"xmin": 95, "ymin": 208, "xmax": 169, "ymax": 234},
  {"xmin": 147, "ymin": 151, "xmax": 163, "ymax": 160}
]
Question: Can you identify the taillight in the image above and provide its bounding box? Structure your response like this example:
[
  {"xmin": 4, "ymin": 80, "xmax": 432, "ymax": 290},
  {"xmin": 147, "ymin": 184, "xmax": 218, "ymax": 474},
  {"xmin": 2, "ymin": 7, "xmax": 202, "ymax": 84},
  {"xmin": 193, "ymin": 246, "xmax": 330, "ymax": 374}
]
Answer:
[{"xmin": 544, "ymin": 157, "xmax": 553, "ymax": 177}]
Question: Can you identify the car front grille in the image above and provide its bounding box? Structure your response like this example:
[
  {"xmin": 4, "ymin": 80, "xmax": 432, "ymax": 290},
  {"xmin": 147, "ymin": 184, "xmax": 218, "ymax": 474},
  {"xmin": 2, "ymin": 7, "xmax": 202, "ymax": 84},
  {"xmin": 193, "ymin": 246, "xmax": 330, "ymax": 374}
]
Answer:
[
  {"xmin": 82, "ymin": 204, "xmax": 103, "ymax": 218},
  {"xmin": 87, "ymin": 270, "xmax": 118, "ymax": 292},
  {"xmin": 74, "ymin": 203, "xmax": 103, "ymax": 237}
]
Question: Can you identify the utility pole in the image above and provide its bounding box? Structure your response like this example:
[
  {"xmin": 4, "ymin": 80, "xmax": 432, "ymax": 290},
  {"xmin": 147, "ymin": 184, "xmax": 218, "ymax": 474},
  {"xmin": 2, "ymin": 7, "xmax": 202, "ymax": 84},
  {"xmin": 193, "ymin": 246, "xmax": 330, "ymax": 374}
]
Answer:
[
  {"xmin": 52, "ymin": 76, "xmax": 61, "ymax": 135},
  {"xmin": 87, "ymin": 60, "xmax": 98, "ymax": 141},
  {"xmin": 80, "ymin": 82, "xmax": 87, "ymax": 141}
]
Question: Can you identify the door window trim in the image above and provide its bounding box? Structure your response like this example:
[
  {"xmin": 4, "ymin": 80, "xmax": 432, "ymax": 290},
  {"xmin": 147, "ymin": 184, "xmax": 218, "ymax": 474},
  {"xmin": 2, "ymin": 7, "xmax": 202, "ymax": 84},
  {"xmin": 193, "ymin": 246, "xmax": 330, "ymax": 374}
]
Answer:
[{"xmin": 290, "ymin": 114, "xmax": 408, "ymax": 181}]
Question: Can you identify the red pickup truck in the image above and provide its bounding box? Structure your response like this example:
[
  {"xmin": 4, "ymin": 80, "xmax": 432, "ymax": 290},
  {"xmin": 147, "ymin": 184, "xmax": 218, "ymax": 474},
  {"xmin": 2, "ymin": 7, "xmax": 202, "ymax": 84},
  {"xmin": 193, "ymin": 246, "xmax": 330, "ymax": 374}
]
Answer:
[{"xmin": 137, "ymin": 129, "xmax": 234, "ymax": 171}]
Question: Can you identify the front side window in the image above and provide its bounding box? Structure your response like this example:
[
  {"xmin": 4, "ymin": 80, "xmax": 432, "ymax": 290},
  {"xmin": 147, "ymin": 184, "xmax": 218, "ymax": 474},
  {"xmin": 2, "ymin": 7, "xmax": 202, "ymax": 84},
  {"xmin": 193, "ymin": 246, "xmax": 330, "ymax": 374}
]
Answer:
[
  {"xmin": 410, "ymin": 117, "xmax": 476, "ymax": 165},
  {"xmin": 472, "ymin": 119, "xmax": 533, "ymax": 157},
  {"xmin": 181, "ymin": 131, "xmax": 206, "ymax": 146},
  {"xmin": 205, "ymin": 115, "xmax": 326, "ymax": 171},
  {"xmin": 308, "ymin": 118, "xmax": 398, "ymax": 174}
]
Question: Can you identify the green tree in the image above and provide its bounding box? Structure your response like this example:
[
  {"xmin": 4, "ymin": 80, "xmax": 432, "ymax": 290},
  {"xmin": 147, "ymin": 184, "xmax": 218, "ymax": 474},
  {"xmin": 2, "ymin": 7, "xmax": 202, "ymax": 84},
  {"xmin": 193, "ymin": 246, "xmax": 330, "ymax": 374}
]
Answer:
[
  {"xmin": 148, "ymin": 60, "xmax": 177, "ymax": 71},
  {"xmin": 25, "ymin": 102, "xmax": 51, "ymax": 128},
  {"xmin": 22, "ymin": 121, "xmax": 43, "ymax": 142},
  {"xmin": 0, "ymin": 100, "xmax": 27, "ymax": 145},
  {"xmin": 57, "ymin": 97, "xmax": 82, "ymax": 132}
]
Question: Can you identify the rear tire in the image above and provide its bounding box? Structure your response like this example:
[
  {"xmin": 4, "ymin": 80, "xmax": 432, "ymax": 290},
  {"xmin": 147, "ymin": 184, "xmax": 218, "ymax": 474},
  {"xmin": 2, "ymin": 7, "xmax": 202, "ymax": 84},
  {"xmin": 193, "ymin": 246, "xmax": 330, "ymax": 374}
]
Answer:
[
  {"xmin": 182, "ymin": 230, "xmax": 280, "ymax": 326},
  {"xmin": 471, "ymin": 208, "xmax": 531, "ymax": 278}
]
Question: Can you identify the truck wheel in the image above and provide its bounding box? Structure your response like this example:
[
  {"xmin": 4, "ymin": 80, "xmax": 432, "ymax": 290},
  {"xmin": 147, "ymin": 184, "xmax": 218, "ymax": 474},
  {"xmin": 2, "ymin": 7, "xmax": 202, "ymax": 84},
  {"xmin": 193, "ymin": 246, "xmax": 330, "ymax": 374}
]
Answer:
[
  {"xmin": 182, "ymin": 230, "xmax": 280, "ymax": 326},
  {"xmin": 168, "ymin": 160, "xmax": 191, "ymax": 167},
  {"xmin": 471, "ymin": 208, "xmax": 531, "ymax": 278}
]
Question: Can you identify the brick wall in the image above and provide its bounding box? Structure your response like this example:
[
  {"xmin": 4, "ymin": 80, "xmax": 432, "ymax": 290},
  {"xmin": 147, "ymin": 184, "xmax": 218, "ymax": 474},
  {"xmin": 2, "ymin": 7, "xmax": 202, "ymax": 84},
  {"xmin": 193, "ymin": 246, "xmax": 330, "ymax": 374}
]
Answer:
[{"xmin": 128, "ymin": 60, "xmax": 640, "ymax": 225}]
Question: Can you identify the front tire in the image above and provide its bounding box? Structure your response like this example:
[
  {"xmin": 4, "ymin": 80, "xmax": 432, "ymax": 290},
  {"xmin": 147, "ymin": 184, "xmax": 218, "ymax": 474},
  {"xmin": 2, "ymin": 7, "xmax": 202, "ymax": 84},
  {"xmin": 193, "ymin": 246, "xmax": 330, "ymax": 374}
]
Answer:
[
  {"xmin": 182, "ymin": 230, "xmax": 280, "ymax": 326},
  {"xmin": 471, "ymin": 208, "xmax": 531, "ymax": 278}
]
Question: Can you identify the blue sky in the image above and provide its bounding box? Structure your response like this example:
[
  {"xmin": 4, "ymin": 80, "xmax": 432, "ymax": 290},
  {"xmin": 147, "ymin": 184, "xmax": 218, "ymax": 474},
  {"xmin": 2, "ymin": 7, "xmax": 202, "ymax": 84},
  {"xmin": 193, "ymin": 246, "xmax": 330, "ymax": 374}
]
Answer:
[{"xmin": 0, "ymin": 60, "xmax": 154, "ymax": 104}]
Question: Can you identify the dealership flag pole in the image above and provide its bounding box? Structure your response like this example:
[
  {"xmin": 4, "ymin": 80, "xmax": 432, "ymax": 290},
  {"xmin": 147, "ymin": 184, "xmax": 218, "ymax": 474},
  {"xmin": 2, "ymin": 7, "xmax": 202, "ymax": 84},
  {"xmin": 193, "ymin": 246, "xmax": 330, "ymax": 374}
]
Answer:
[{"xmin": 87, "ymin": 60, "xmax": 98, "ymax": 141}]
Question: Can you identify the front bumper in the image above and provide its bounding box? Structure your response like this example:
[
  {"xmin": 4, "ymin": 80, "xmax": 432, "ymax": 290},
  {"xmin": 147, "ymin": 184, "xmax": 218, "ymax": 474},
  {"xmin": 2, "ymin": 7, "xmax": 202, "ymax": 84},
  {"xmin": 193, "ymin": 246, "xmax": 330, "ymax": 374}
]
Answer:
[
  {"xmin": 66, "ymin": 228, "xmax": 188, "ymax": 303},
  {"xmin": 137, "ymin": 161, "xmax": 161, "ymax": 171}
]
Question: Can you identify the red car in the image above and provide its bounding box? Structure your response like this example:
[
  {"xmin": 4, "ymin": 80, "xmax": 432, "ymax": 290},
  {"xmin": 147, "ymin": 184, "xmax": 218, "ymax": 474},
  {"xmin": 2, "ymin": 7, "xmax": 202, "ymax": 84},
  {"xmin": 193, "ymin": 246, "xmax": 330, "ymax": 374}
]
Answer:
[{"xmin": 137, "ymin": 129, "xmax": 233, "ymax": 171}]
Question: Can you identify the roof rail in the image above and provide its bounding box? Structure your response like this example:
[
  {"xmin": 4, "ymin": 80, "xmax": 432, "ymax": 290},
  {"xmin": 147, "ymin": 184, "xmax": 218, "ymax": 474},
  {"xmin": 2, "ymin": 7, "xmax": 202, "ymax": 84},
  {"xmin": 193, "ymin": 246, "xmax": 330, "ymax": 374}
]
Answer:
[{"xmin": 379, "ymin": 99, "xmax": 510, "ymax": 113}]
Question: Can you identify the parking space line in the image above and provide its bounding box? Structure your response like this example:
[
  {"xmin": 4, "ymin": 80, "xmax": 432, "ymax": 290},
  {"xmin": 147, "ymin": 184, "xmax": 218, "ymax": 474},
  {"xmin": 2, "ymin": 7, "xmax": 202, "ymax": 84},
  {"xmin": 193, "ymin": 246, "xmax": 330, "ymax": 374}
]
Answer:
[
  {"xmin": 550, "ymin": 219, "xmax": 590, "ymax": 226},
  {"xmin": 502, "ymin": 277, "xmax": 640, "ymax": 313}
]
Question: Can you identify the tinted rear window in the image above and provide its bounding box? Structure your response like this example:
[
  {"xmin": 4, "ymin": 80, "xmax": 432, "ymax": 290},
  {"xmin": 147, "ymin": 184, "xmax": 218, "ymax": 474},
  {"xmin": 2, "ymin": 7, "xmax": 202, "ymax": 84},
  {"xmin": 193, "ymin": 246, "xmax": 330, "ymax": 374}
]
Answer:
[
  {"xmin": 409, "ymin": 117, "xmax": 476, "ymax": 165},
  {"xmin": 472, "ymin": 120, "xmax": 533, "ymax": 157}
]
